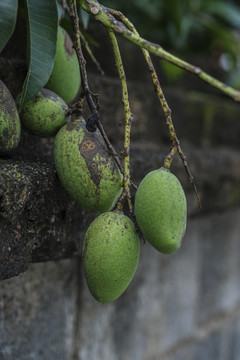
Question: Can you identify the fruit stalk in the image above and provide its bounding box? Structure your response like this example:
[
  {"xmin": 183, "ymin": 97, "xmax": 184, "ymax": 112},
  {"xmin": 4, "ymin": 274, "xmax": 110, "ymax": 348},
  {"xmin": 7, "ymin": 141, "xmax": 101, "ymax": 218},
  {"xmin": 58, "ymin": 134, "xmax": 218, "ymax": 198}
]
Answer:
[
  {"xmin": 80, "ymin": 0, "xmax": 240, "ymax": 103},
  {"xmin": 109, "ymin": 11, "xmax": 178, "ymax": 167},
  {"xmin": 68, "ymin": 0, "xmax": 96, "ymax": 113},
  {"xmin": 68, "ymin": 0, "xmax": 124, "ymax": 177},
  {"xmin": 108, "ymin": 30, "xmax": 133, "ymax": 212},
  {"xmin": 63, "ymin": 1, "xmax": 104, "ymax": 75},
  {"xmin": 107, "ymin": 10, "xmax": 200, "ymax": 206}
]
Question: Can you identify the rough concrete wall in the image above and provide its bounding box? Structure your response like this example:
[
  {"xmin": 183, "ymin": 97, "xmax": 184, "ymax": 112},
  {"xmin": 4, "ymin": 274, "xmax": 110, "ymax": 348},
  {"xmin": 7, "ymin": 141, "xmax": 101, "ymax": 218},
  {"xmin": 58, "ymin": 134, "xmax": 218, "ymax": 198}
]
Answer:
[
  {"xmin": 1, "ymin": 209, "xmax": 240, "ymax": 360},
  {"xmin": 1, "ymin": 53, "xmax": 240, "ymax": 359}
]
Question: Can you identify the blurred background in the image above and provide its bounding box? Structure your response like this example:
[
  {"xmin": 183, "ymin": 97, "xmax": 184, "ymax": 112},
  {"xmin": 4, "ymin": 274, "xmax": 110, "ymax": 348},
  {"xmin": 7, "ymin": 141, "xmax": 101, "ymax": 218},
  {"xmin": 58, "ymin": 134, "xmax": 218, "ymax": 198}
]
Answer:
[
  {"xmin": 1, "ymin": 1, "xmax": 240, "ymax": 360},
  {"xmin": 100, "ymin": 0, "xmax": 240, "ymax": 88}
]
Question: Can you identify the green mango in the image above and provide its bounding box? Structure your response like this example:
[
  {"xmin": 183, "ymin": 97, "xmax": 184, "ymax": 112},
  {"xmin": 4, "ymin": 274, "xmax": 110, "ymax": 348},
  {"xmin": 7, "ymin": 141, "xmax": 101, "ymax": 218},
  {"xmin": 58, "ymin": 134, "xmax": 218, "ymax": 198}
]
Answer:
[
  {"xmin": 18, "ymin": 88, "xmax": 69, "ymax": 137},
  {"xmin": 0, "ymin": 81, "xmax": 21, "ymax": 153},
  {"xmin": 134, "ymin": 167, "xmax": 187, "ymax": 254},
  {"xmin": 46, "ymin": 26, "xmax": 81, "ymax": 104},
  {"xmin": 82, "ymin": 211, "xmax": 140, "ymax": 303},
  {"xmin": 54, "ymin": 118, "xmax": 123, "ymax": 213}
]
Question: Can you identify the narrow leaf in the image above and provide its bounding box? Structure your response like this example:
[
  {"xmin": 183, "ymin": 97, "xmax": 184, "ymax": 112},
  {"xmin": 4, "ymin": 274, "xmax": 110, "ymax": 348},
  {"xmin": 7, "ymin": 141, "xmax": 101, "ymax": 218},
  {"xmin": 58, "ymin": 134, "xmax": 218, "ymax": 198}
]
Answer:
[
  {"xmin": 0, "ymin": 0, "xmax": 18, "ymax": 52},
  {"xmin": 19, "ymin": 0, "xmax": 58, "ymax": 111}
]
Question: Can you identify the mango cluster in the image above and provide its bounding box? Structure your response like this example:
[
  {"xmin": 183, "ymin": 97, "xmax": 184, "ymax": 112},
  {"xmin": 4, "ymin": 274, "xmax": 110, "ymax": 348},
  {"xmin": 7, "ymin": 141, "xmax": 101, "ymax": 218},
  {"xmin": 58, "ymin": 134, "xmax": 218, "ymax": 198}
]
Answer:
[
  {"xmin": 0, "ymin": 26, "xmax": 188, "ymax": 305},
  {"xmin": 81, "ymin": 167, "xmax": 187, "ymax": 304},
  {"xmin": 0, "ymin": 26, "xmax": 81, "ymax": 151}
]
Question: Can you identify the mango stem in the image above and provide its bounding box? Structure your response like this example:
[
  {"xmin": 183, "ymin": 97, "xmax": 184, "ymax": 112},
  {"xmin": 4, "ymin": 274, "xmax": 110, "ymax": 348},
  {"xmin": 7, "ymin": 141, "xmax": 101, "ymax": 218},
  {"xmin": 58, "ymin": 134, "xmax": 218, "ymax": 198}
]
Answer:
[
  {"xmin": 68, "ymin": 0, "xmax": 125, "ymax": 178},
  {"xmin": 108, "ymin": 30, "xmax": 133, "ymax": 213},
  {"xmin": 107, "ymin": 9, "xmax": 201, "ymax": 207}
]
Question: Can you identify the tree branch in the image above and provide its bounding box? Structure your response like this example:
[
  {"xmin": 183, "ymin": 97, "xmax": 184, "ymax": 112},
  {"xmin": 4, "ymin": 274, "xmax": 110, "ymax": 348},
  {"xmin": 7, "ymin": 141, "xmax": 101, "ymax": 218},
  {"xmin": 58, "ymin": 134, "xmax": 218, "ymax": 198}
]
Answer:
[{"xmin": 80, "ymin": 0, "xmax": 240, "ymax": 102}]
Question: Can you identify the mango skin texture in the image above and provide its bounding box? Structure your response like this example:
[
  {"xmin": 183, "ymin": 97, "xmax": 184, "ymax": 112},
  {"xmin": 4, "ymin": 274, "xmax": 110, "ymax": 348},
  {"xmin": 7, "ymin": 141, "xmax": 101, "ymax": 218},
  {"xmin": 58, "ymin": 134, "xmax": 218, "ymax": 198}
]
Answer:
[
  {"xmin": 46, "ymin": 26, "xmax": 81, "ymax": 104},
  {"xmin": 54, "ymin": 118, "xmax": 123, "ymax": 213},
  {"xmin": 134, "ymin": 168, "xmax": 187, "ymax": 254},
  {"xmin": 82, "ymin": 211, "xmax": 140, "ymax": 303},
  {"xmin": 0, "ymin": 81, "xmax": 21, "ymax": 153},
  {"xmin": 19, "ymin": 88, "xmax": 68, "ymax": 137}
]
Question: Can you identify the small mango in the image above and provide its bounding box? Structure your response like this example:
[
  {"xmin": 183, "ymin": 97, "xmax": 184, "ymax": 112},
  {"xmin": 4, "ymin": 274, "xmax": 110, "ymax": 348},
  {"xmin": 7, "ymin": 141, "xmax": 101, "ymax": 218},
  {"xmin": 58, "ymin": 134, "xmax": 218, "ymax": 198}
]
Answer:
[
  {"xmin": 18, "ymin": 88, "xmax": 69, "ymax": 137},
  {"xmin": 82, "ymin": 211, "xmax": 140, "ymax": 303},
  {"xmin": 134, "ymin": 167, "xmax": 187, "ymax": 254}
]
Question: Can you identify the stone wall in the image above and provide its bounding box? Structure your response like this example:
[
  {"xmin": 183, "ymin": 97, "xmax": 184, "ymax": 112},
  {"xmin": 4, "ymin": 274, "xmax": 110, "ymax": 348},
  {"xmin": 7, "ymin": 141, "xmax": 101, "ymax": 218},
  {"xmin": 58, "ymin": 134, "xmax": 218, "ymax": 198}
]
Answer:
[
  {"xmin": 1, "ymin": 50, "xmax": 240, "ymax": 359},
  {"xmin": 2, "ymin": 209, "xmax": 240, "ymax": 360}
]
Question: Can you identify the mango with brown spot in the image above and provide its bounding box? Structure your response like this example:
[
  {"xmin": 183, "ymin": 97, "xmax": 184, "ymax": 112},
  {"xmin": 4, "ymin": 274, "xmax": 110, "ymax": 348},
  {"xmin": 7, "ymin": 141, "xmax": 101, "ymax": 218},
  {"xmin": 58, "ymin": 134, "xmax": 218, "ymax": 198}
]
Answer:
[{"xmin": 54, "ymin": 118, "xmax": 123, "ymax": 213}]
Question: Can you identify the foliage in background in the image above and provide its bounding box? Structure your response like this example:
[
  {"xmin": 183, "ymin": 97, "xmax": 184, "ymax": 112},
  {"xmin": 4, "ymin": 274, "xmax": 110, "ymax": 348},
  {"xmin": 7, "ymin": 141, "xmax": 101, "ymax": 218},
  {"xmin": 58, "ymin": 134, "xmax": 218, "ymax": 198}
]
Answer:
[
  {"xmin": 102, "ymin": 0, "xmax": 240, "ymax": 54},
  {"xmin": 2, "ymin": 0, "xmax": 240, "ymax": 103},
  {"xmin": 102, "ymin": 0, "xmax": 240, "ymax": 85}
]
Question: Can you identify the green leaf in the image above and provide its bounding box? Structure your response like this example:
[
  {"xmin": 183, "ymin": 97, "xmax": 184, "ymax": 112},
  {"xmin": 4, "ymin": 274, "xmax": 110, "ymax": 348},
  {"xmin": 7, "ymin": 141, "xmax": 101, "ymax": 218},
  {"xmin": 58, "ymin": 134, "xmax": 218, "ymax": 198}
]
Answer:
[
  {"xmin": 0, "ymin": 0, "xmax": 18, "ymax": 52},
  {"xmin": 19, "ymin": 0, "xmax": 58, "ymax": 111}
]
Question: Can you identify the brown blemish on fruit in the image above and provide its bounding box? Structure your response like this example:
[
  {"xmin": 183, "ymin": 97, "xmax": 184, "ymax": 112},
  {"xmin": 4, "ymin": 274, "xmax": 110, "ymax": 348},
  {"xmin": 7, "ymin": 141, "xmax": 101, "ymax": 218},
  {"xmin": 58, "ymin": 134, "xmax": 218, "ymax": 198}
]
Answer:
[
  {"xmin": 79, "ymin": 132, "xmax": 110, "ymax": 187},
  {"xmin": 81, "ymin": 140, "xmax": 96, "ymax": 152}
]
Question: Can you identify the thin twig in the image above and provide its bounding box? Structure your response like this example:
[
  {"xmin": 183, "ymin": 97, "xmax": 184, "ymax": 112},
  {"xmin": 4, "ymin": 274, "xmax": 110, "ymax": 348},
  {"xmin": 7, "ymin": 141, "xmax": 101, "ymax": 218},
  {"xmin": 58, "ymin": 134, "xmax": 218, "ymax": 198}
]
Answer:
[
  {"xmin": 64, "ymin": 1, "xmax": 104, "ymax": 75},
  {"xmin": 107, "ymin": 9, "xmax": 201, "ymax": 207},
  {"xmin": 108, "ymin": 29, "xmax": 133, "ymax": 213},
  {"xmin": 67, "ymin": 0, "xmax": 125, "ymax": 178},
  {"xmin": 80, "ymin": 31, "xmax": 105, "ymax": 75},
  {"xmin": 68, "ymin": 0, "xmax": 97, "ymax": 113}
]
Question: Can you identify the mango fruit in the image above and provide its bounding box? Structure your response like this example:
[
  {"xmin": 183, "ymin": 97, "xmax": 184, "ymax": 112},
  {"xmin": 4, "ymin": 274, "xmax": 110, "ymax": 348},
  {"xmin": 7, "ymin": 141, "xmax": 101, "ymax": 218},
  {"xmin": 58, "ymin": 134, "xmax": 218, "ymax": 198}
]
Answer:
[
  {"xmin": 46, "ymin": 26, "xmax": 81, "ymax": 104},
  {"xmin": 134, "ymin": 167, "xmax": 187, "ymax": 254},
  {"xmin": 0, "ymin": 81, "xmax": 21, "ymax": 153},
  {"xmin": 82, "ymin": 211, "xmax": 140, "ymax": 303},
  {"xmin": 19, "ymin": 88, "xmax": 69, "ymax": 137},
  {"xmin": 54, "ymin": 118, "xmax": 123, "ymax": 213}
]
